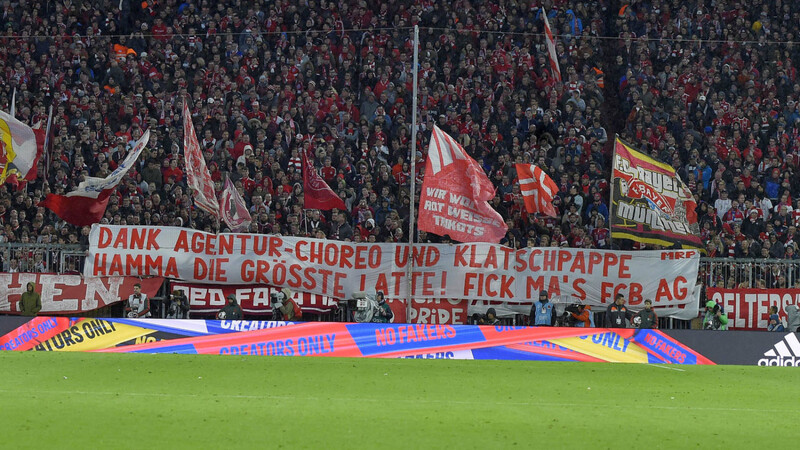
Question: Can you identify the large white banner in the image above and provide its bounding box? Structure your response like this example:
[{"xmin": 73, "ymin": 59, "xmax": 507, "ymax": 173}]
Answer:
[{"xmin": 86, "ymin": 225, "xmax": 700, "ymax": 307}]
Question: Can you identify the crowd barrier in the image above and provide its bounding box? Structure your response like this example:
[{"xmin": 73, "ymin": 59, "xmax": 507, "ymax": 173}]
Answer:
[
  {"xmin": 699, "ymin": 257, "xmax": 800, "ymax": 289},
  {"xmin": 1, "ymin": 243, "xmax": 86, "ymax": 274},
  {"xmin": 1, "ymin": 316, "xmax": 796, "ymax": 366}
]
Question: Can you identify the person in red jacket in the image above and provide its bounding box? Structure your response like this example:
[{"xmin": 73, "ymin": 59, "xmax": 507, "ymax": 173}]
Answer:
[{"xmin": 162, "ymin": 159, "xmax": 184, "ymax": 185}]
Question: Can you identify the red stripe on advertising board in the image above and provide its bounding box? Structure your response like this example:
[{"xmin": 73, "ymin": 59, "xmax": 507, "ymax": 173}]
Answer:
[
  {"xmin": 361, "ymin": 326, "xmax": 624, "ymax": 359},
  {"xmin": 0, "ymin": 317, "xmax": 74, "ymax": 351},
  {"xmin": 96, "ymin": 322, "xmax": 364, "ymax": 357}
]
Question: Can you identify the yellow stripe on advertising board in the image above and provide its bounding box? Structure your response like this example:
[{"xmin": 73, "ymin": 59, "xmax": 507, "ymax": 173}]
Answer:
[
  {"xmin": 32, "ymin": 319, "xmax": 158, "ymax": 352},
  {"xmin": 550, "ymin": 332, "xmax": 650, "ymax": 363}
]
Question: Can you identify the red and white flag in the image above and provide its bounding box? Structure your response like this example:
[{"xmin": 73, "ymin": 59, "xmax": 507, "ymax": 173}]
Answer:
[
  {"xmin": 183, "ymin": 99, "xmax": 219, "ymax": 217},
  {"xmin": 0, "ymin": 110, "xmax": 45, "ymax": 188},
  {"xmin": 219, "ymin": 175, "xmax": 252, "ymax": 232},
  {"xmin": 39, "ymin": 130, "xmax": 150, "ymax": 226},
  {"xmin": 418, "ymin": 125, "xmax": 507, "ymax": 243},
  {"xmin": 303, "ymin": 149, "xmax": 346, "ymax": 211},
  {"xmin": 542, "ymin": 8, "xmax": 562, "ymax": 82},
  {"xmin": 515, "ymin": 163, "xmax": 559, "ymax": 217}
]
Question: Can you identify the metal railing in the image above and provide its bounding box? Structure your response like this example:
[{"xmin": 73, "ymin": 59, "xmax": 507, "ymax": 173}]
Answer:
[
  {"xmin": 1, "ymin": 243, "xmax": 86, "ymax": 274},
  {"xmin": 699, "ymin": 257, "xmax": 800, "ymax": 289}
]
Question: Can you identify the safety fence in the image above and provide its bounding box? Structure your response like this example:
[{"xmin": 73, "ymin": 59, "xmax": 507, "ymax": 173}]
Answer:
[
  {"xmin": 1, "ymin": 243, "xmax": 86, "ymax": 274},
  {"xmin": 699, "ymin": 257, "xmax": 800, "ymax": 289}
]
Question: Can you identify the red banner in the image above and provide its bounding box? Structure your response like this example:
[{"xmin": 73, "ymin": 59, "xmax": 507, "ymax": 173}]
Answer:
[
  {"xmin": 707, "ymin": 288, "xmax": 800, "ymax": 330},
  {"xmin": 0, "ymin": 273, "xmax": 163, "ymax": 314},
  {"xmin": 170, "ymin": 282, "xmax": 338, "ymax": 315},
  {"xmin": 165, "ymin": 284, "xmax": 470, "ymax": 323},
  {"xmin": 386, "ymin": 299, "xmax": 469, "ymax": 325}
]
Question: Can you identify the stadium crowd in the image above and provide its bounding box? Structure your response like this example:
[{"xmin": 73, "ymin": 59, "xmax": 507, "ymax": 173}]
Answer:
[{"xmin": 2, "ymin": 0, "xmax": 800, "ymax": 278}]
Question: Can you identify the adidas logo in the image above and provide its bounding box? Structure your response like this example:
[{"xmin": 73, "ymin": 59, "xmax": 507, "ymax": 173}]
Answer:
[{"xmin": 758, "ymin": 333, "xmax": 800, "ymax": 367}]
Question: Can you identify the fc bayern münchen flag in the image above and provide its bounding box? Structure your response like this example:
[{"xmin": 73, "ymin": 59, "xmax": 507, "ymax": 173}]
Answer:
[{"xmin": 610, "ymin": 137, "xmax": 701, "ymax": 249}]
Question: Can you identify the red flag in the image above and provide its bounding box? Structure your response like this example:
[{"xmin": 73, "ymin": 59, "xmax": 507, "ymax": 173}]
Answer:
[
  {"xmin": 183, "ymin": 99, "xmax": 219, "ymax": 216},
  {"xmin": 303, "ymin": 149, "xmax": 346, "ymax": 211},
  {"xmin": 542, "ymin": 8, "xmax": 562, "ymax": 82},
  {"xmin": 418, "ymin": 126, "xmax": 507, "ymax": 243},
  {"xmin": 219, "ymin": 175, "xmax": 252, "ymax": 232},
  {"xmin": 39, "ymin": 190, "xmax": 115, "ymax": 227},
  {"xmin": 39, "ymin": 130, "xmax": 150, "ymax": 226},
  {"xmin": 515, "ymin": 163, "xmax": 559, "ymax": 217}
]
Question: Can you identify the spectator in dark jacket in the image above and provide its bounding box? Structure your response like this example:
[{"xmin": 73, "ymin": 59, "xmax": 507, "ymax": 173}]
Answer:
[
  {"xmin": 741, "ymin": 210, "xmax": 765, "ymax": 238},
  {"xmin": 605, "ymin": 294, "xmax": 633, "ymax": 328},
  {"xmin": 634, "ymin": 300, "xmax": 658, "ymax": 329},
  {"xmin": 167, "ymin": 290, "xmax": 190, "ymax": 319},
  {"xmin": 217, "ymin": 295, "xmax": 243, "ymax": 320}
]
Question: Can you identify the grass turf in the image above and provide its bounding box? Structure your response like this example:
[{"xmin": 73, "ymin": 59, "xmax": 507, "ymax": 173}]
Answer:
[{"xmin": 0, "ymin": 352, "xmax": 797, "ymax": 448}]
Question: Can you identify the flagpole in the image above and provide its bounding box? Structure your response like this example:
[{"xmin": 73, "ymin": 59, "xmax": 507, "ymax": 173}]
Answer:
[
  {"xmin": 214, "ymin": 176, "xmax": 224, "ymax": 234},
  {"xmin": 188, "ymin": 202, "xmax": 194, "ymax": 229},
  {"xmin": 44, "ymin": 104, "xmax": 53, "ymax": 179},
  {"xmin": 10, "ymin": 86, "xmax": 16, "ymax": 117},
  {"xmin": 406, "ymin": 25, "xmax": 420, "ymax": 323},
  {"xmin": 608, "ymin": 135, "xmax": 618, "ymax": 250}
]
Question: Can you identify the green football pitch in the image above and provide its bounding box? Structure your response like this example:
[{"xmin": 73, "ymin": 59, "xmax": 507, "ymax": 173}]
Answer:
[{"xmin": 1, "ymin": 352, "xmax": 797, "ymax": 448}]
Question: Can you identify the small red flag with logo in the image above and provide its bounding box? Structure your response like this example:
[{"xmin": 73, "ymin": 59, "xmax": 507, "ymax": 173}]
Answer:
[
  {"xmin": 515, "ymin": 163, "xmax": 559, "ymax": 217},
  {"xmin": 303, "ymin": 149, "xmax": 346, "ymax": 211}
]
